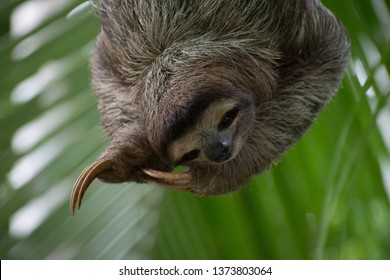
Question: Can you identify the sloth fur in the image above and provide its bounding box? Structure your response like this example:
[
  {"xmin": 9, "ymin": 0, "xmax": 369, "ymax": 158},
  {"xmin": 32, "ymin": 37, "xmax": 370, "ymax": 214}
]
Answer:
[{"xmin": 71, "ymin": 0, "xmax": 350, "ymax": 213}]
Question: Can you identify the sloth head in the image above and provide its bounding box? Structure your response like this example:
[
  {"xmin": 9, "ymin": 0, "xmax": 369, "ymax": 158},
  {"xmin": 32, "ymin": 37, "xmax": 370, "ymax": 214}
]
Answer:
[
  {"xmin": 144, "ymin": 83, "xmax": 257, "ymax": 168},
  {"xmin": 140, "ymin": 44, "xmax": 275, "ymax": 169}
]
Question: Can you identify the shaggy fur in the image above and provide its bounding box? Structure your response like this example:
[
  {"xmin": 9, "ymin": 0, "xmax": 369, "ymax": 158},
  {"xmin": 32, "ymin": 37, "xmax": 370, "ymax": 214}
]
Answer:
[{"xmin": 89, "ymin": 0, "xmax": 350, "ymax": 194}]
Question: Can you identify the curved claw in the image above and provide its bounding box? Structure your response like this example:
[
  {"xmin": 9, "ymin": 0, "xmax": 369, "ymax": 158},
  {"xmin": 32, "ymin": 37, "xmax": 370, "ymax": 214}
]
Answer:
[
  {"xmin": 70, "ymin": 159, "xmax": 111, "ymax": 216},
  {"xmin": 143, "ymin": 168, "xmax": 191, "ymax": 181},
  {"xmin": 142, "ymin": 177, "xmax": 194, "ymax": 191},
  {"xmin": 142, "ymin": 168, "xmax": 195, "ymax": 191}
]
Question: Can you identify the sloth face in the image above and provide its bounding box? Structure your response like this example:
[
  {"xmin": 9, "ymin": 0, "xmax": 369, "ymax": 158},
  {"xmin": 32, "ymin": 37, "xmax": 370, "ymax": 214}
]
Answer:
[{"xmin": 168, "ymin": 97, "xmax": 255, "ymax": 165}]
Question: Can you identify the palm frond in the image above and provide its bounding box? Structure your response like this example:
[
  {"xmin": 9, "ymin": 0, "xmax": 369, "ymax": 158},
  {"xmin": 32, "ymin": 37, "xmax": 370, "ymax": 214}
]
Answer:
[{"xmin": 1, "ymin": 0, "xmax": 389, "ymax": 260}]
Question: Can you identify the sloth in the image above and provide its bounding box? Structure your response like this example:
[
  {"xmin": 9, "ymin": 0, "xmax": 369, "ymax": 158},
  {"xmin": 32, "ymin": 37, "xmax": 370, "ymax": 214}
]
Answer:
[{"xmin": 70, "ymin": 0, "xmax": 350, "ymax": 214}]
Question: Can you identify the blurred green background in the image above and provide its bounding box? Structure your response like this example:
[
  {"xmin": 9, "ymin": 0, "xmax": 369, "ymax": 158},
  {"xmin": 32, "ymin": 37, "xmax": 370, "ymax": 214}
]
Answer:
[{"xmin": 1, "ymin": 0, "xmax": 390, "ymax": 260}]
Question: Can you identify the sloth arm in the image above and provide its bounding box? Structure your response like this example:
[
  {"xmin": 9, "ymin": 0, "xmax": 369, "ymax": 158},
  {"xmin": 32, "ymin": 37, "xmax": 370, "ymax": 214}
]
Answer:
[
  {"xmin": 91, "ymin": 34, "xmax": 143, "ymax": 137},
  {"xmin": 89, "ymin": 35, "xmax": 173, "ymax": 183}
]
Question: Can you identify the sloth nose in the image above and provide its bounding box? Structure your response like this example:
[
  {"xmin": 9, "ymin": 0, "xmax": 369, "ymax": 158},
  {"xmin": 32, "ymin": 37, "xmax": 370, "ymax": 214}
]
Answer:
[{"xmin": 205, "ymin": 139, "xmax": 232, "ymax": 163}]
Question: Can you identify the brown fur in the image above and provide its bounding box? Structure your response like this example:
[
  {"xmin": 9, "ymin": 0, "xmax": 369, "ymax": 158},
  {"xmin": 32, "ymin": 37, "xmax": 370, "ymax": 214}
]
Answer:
[{"xmin": 88, "ymin": 0, "xmax": 350, "ymax": 195}]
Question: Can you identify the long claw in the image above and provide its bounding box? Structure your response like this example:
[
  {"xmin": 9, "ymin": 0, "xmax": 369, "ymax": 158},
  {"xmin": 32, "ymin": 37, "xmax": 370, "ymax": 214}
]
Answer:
[
  {"xmin": 143, "ymin": 177, "xmax": 193, "ymax": 191},
  {"xmin": 142, "ymin": 168, "xmax": 195, "ymax": 191},
  {"xmin": 70, "ymin": 159, "xmax": 111, "ymax": 216},
  {"xmin": 143, "ymin": 168, "xmax": 191, "ymax": 181}
]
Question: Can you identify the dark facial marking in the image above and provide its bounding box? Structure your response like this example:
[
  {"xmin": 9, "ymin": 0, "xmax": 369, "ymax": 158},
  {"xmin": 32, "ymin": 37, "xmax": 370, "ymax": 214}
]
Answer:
[
  {"xmin": 218, "ymin": 106, "xmax": 240, "ymax": 131},
  {"xmin": 180, "ymin": 149, "xmax": 200, "ymax": 164}
]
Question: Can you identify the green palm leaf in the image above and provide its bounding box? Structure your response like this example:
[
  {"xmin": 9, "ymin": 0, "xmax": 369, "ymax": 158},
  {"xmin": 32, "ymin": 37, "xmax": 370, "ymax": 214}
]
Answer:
[{"xmin": 1, "ymin": 0, "xmax": 389, "ymax": 260}]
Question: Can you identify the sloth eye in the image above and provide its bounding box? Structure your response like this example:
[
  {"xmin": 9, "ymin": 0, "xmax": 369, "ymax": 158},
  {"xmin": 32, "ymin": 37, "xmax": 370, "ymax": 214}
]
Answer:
[
  {"xmin": 180, "ymin": 149, "xmax": 200, "ymax": 163},
  {"xmin": 218, "ymin": 107, "xmax": 239, "ymax": 131}
]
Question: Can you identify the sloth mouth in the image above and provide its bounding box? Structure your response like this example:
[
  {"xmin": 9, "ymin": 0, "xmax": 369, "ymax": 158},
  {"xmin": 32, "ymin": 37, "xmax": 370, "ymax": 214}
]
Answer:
[
  {"xmin": 197, "ymin": 152, "xmax": 237, "ymax": 166},
  {"xmin": 210, "ymin": 152, "xmax": 237, "ymax": 165},
  {"xmin": 210, "ymin": 148, "xmax": 232, "ymax": 163}
]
